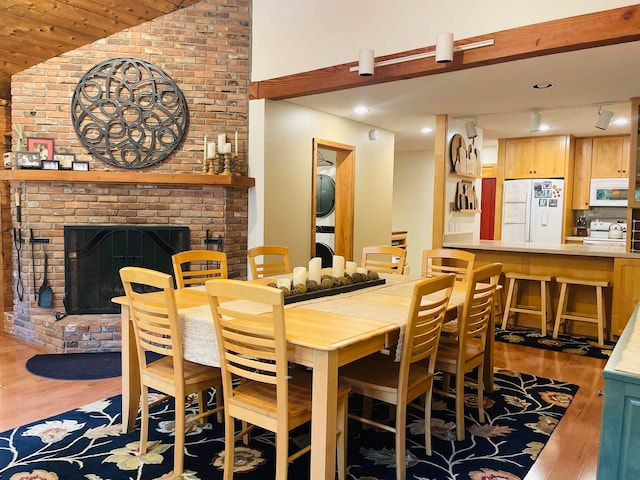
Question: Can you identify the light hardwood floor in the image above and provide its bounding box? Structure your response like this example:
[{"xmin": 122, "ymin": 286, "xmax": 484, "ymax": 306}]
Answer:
[{"xmin": 0, "ymin": 332, "xmax": 606, "ymax": 479}]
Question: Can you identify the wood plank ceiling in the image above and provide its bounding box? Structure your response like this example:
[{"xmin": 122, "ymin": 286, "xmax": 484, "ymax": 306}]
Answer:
[{"xmin": 0, "ymin": 0, "xmax": 202, "ymax": 101}]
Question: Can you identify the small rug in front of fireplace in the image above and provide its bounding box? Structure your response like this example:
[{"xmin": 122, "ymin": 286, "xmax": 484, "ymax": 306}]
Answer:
[{"xmin": 25, "ymin": 351, "xmax": 162, "ymax": 381}]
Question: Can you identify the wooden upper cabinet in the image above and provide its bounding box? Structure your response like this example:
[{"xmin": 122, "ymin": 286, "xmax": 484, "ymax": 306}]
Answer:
[
  {"xmin": 504, "ymin": 138, "xmax": 535, "ymax": 178},
  {"xmin": 572, "ymin": 138, "xmax": 593, "ymax": 209},
  {"xmin": 504, "ymin": 135, "xmax": 568, "ymax": 179},
  {"xmin": 591, "ymin": 135, "xmax": 630, "ymax": 178}
]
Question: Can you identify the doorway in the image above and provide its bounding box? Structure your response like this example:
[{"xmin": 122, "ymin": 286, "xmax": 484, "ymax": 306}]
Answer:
[{"xmin": 312, "ymin": 139, "xmax": 355, "ymax": 262}]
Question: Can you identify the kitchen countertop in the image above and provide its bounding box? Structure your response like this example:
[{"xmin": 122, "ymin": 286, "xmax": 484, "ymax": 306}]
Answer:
[{"xmin": 443, "ymin": 239, "xmax": 637, "ymax": 258}]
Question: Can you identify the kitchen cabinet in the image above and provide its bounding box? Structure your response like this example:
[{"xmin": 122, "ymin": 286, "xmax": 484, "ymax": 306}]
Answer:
[
  {"xmin": 503, "ymin": 135, "xmax": 568, "ymax": 179},
  {"xmin": 598, "ymin": 303, "xmax": 640, "ymax": 479},
  {"xmin": 591, "ymin": 135, "xmax": 630, "ymax": 178},
  {"xmin": 611, "ymin": 258, "xmax": 640, "ymax": 337},
  {"xmin": 572, "ymin": 138, "xmax": 592, "ymax": 209}
]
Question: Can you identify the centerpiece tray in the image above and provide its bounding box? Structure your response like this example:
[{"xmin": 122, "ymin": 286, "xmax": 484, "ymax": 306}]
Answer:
[{"xmin": 283, "ymin": 277, "xmax": 385, "ymax": 305}]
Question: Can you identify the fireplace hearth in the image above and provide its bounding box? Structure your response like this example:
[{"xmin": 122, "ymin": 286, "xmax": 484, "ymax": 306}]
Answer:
[{"xmin": 64, "ymin": 226, "xmax": 189, "ymax": 314}]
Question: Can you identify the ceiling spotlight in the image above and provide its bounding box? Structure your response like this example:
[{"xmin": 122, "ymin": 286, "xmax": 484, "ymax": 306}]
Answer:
[
  {"xmin": 530, "ymin": 111, "xmax": 541, "ymax": 132},
  {"xmin": 435, "ymin": 32, "xmax": 454, "ymax": 63},
  {"xmin": 595, "ymin": 108, "xmax": 614, "ymax": 130},
  {"xmin": 421, "ymin": 127, "xmax": 433, "ymax": 134},
  {"xmin": 358, "ymin": 49, "xmax": 375, "ymax": 77},
  {"xmin": 353, "ymin": 106, "xmax": 369, "ymax": 115},
  {"xmin": 464, "ymin": 120, "xmax": 478, "ymax": 139}
]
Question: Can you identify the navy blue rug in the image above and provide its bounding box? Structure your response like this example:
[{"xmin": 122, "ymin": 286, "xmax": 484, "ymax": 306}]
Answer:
[
  {"xmin": 495, "ymin": 325, "xmax": 614, "ymax": 360},
  {"xmin": 0, "ymin": 369, "xmax": 578, "ymax": 479},
  {"xmin": 25, "ymin": 351, "xmax": 163, "ymax": 380}
]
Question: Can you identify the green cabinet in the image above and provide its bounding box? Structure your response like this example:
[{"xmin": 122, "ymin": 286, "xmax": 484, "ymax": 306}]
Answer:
[{"xmin": 598, "ymin": 303, "xmax": 640, "ymax": 478}]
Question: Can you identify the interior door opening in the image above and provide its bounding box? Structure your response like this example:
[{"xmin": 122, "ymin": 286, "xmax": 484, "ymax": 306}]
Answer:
[{"xmin": 312, "ymin": 139, "xmax": 355, "ymax": 262}]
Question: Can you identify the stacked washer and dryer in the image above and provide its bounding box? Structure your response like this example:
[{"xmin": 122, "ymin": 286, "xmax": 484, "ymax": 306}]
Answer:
[{"xmin": 316, "ymin": 150, "xmax": 336, "ymax": 268}]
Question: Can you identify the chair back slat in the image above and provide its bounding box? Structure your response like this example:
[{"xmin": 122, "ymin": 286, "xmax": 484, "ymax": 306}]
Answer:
[
  {"xmin": 457, "ymin": 263, "xmax": 502, "ymax": 359},
  {"xmin": 172, "ymin": 250, "xmax": 228, "ymax": 288},
  {"xmin": 207, "ymin": 279, "xmax": 288, "ymax": 393},
  {"xmin": 361, "ymin": 245, "xmax": 407, "ymax": 275},
  {"xmin": 120, "ymin": 266, "xmax": 184, "ymax": 373},
  {"xmin": 247, "ymin": 245, "xmax": 291, "ymax": 279},
  {"xmin": 421, "ymin": 248, "xmax": 475, "ymax": 281}
]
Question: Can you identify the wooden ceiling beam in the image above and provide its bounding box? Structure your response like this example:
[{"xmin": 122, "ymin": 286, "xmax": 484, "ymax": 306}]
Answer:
[{"xmin": 249, "ymin": 4, "xmax": 640, "ymax": 101}]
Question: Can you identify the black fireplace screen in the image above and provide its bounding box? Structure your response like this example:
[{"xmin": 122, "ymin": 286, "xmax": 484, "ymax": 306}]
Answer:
[{"xmin": 64, "ymin": 226, "xmax": 189, "ymax": 314}]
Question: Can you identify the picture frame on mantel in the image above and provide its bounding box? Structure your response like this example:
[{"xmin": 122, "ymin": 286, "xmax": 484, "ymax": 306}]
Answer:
[
  {"xmin": 72, "ymin": 161, "xmax": 89, "ymax": 172},
  {"xmin": 53, "ymin": 153, "xmax": 75, "ymax": 170},
  {"xmin": 26, "ymin": 137, "xmax": 54, "ymax": 161},
  {"xmin": 16, "ymin": 151, "xmax": 41, "ymax": 169}
]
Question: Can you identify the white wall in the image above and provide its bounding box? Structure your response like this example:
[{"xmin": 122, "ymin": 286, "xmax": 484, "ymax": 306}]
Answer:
[
  {"xmin": 392, "ymin": 150, "xmax": 434, "ymax": 274},
  {"xmin": 253, "ymin": 100, "xmax": 395, "ymax": 268}
]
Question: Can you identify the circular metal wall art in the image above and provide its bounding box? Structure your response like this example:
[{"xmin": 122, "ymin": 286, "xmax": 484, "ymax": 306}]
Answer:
[{"xmin": 71, "ymin": 58, "xmax": 188, "ymax": 169}]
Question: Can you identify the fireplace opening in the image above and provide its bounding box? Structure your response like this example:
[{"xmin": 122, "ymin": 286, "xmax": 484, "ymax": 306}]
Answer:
[{"xmin": 64, "ymin": 226, "xmax": 189, "ymax": 314}]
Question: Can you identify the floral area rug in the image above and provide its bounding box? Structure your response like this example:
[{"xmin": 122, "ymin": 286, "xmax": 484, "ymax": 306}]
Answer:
[
  {"xmin": 0, "ymin": 369, "xmax": 578, "ymax": 480},
  {"xmin": 495, "ymin": 325, "xmax": 615, "ymax": 360}
]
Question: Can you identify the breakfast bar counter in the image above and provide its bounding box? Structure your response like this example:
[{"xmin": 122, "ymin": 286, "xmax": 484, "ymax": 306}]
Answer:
[{"xmin": 443, "ymin": 240, "xmax": 640, "ymax": 338}]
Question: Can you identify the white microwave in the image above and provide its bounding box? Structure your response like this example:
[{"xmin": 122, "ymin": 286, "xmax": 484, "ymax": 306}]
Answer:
[{"xmin": 589, "ymin": 178, "xmax": 629, "ymax": 207}]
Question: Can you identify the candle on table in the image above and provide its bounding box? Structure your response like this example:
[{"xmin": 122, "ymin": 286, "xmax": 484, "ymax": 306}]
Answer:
[
  {"xmin": 225, "ymin": 143, "xmax": 232, "ymax": 154},
  {"xmin": 293, "ymin": 267, "xmax": 307, "ymax": 286},
  {"xmin": 308, "ymin": 257, "xmax": 322, "ymax": 283},
  {"xmin": 218, "ymin": 133, "xmax": 226, "ymax": 149},
  {"xmin": 356, "ymin": 267, "xmax": 368, "ymax": 275},
  {"xmin": 207, "ymin": 141, "xmax": 216, "ymax": 158},
  {"xmin": 346, "ymin": 261, "xmax": 357, "ymax": 275},
  {"xmin": 277, "ymin": 278, "xmax": 291, "ymax": 289},
  {"xmin": 332, "ymin": 255, "xmax": 344, "ymax": 278}
]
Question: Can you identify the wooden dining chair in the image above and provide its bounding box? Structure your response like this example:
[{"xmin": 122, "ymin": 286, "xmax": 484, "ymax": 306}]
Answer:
[
  {"xmin": 422, "ymin": 248, "xmax": 475, "ymax": 337},
  {"xmin": 435, "ymin": 262, "xmax": 502, "ymax": 441},
  {"xmin": 421, "ymin": 248, "xmax": 475, "ymax": 281},
  {"xmin": 119, "ymin": 266, "xmax": 223, "ymax": 479},
  {"xmin": 172, "ymin": 250, "xmax": 228, "ymax": 288},
  {"xmin": 206, "ymin": 279, "xmax": 350, "ymax": 480},
  {"xmin": 361, "ymin": 245, "xmax": 407, "ymax": 275},
  {"xmin": 247, "ymin": 245, "xmax": 291, "ymax": 279},
  {"xmin": 338, "ymin": 273, "xmax": 456, "ymax": 480}
]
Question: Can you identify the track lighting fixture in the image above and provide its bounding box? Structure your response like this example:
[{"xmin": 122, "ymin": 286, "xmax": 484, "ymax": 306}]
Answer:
[
  {"xmin": 530, "ymin": 111, "xmax": 541, "ymax": 132},
  {"xmin": 464, "ymin": 120, "xmax": 478, "ymax": 139},
  {"xmin": 595, "ymin": 107, "xmax": 614, "ymax": 130},
  {"xmin": 350, "ymin": 37, "xmax": 494, "ymax": 75}
]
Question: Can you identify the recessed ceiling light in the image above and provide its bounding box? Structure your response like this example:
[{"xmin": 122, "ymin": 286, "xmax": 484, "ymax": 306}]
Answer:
[
  {"xmin": 539, "ymin": 124, "xmax": 551, "ymax": 131},
  {"xmin": 354, "ymin": 106, "xmax": 369, "ymax": 115},
  {"xmin": 531, "ymin": 83, "xmax": 553, "ymax": 90},
  {"xmin": 421, "ymin": 127, "xmax": 433, "ymax": 134},
  {"xmin": 613, "ymin": 118, "xmax": 629, "ymax": 126}
]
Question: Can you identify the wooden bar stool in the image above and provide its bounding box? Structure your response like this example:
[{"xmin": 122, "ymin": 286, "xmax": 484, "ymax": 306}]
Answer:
[
  {"xmin": 553, "ymin": 277, "xmax": 609, "ymax": 346},
  {"xmin": 501, "ymin": 272, "xmax": 554, "ymax": 336}
]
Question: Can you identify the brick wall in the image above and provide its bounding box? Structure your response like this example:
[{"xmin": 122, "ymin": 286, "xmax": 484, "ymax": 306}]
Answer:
[{"xmin": 7, "ymin": 0, "xmax": 252, "ymax": 351}]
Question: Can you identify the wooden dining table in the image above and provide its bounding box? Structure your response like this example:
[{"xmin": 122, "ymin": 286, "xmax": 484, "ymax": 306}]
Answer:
[{"xmin": 112, "ymin": 272, "xmax": 494, "ymax": 480}]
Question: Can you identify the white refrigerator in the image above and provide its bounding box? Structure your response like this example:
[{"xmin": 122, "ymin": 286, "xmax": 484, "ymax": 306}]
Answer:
[{"xmin": 501, "ymin": 179, "xmax": 565, "ymax": 243}]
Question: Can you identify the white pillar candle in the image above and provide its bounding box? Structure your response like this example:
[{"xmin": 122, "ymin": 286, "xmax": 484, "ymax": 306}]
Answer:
[
  {"xmin": 206, "ymin": 141, "xmax": 216, "ymax": 158},
  {"xmin": 277, "ymin": 278, "xmax": 291, "ymax": 289},
  {"xmin": 225, "ymin": 142, "xmax": 232, "ymax": 154},
  {"xmin": 332, "ymin": 255, "xmax": 345, "ymax": 278},
  {"xmin": 293, "ymin": 267, "xmax": 307, "ymax": 286},
  {"xmin": 357, "ymin": 267, "xmax": 368, "ymax": 275},
  {"xmin": 218, "ymin": 133, "xmax": 226, "ymax": 148},
  {"xmin": 308, "ymin": 257, "xmax": 322, "ymax": 283},
  {"xmin": 345, "ymin": 261, "xmax": 357, "ymax": 275}
]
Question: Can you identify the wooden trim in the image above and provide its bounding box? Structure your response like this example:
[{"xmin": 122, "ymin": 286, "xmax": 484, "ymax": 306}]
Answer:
[
  {"xmin": 432, "ymin": 114, "xmax": 447, "ymax": 248},
  {"xmin": 0, "ymin": 170, "xmax": 255, "ymax": 188},
  {"xmin": 250, "ymin": 5, "xmax": 640, "ymax": 100}
]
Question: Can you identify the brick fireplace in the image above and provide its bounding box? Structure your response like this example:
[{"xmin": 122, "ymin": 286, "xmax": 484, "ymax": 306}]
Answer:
[
  {"xmin": 4, "ymin": 0, "xmax": 252, "ymax": 352},
  {"xmin": 6, "ymin": 174, "xmax": 251, "ymax": 352}
]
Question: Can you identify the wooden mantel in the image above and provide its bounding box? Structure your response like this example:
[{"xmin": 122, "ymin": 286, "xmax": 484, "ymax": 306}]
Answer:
[{"xmin": 0, "ymin": 170, "xmax": 255, "ymax": 188}]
